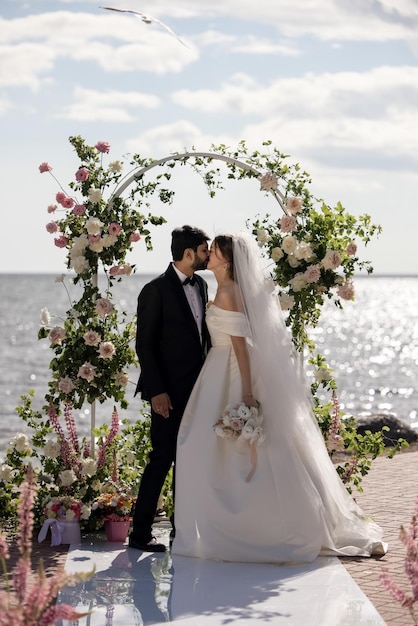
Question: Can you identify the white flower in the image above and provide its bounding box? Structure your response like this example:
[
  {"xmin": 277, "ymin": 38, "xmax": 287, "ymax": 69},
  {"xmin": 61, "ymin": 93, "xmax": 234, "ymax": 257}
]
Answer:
[
  {"xmin": 40, "ymin": 307, "xmax": 51, "ymax": 326},
  {"xmin": 0, "ymin": 464, "xmax": 14, "ymax": 482},
  {"xmin": 58, "ymin": 376, "xmax": 75, "ymax": 393},
  {"xmin": 71, "ymin": 234, "xmax": 89, "ymax": 253},
  {"xmin": 84, "ymin": 330, "xmax": 101, "ymax": 346},
  {"xmin": 59, "ymin": 469, "xmax": 77, "ymax": 487},
  {"xmin": 71, "ymin": 255, "xmax": 89, "ymax": 274},
  {"xmin": 259, "ymin": 172, "xmax": 278, "ymax": 191},
  {"xmin": 65, "ymin": 508, "xmax": 76, "ymax": 520},
  {"xmin": 95, "ymin": 298, "xmax": 114, "ymax": 317},
  {"xmin": 279, "ymin": 293, "xmax": 295, "ymax": 310},
  {"xmin": 109, "ymin": 160, "xmax": 123, "ymax": 173},
  {"xmin": 44, "ymin": 439, "xmax": 61, "ymax": 459},
  {"xmin": 287, "ymin": 254, "xmax": 301, "ymax": 268},
  {"xmin": 81, "ymin": 457, "xmax": 98, "ymax": 477},
  {"xmin": 286, "ymin": 197, "xmax": 303, "ymax": 215},
  {"xmin": 256, "ymin": 228, "xmax": 271, "ymax": 245},
  {"xmin": 89, "ymin": 240, "xmax": 105, "ymax": 253},
  {"xmin": 294, "ymin": 242, "xmax": 314, "ymax": 261},
  {"xmin": 101, "ymin": 234, "xmax": 118, "ymax": 248},
  {"xmin": 10, "ymin": 433, "xmax": 31, "ymax": 453},
  {"xmin": 80, "ymin": 504, "xmax": 92, "ymax": 520},
  {"xmin": 281, "ymin": 235, "xmax": 297, "ymax": 254},
  {"xmin": 85, "ymin": 216, "xmax": 104, "ymax": 235},
  {"xmin": 289, "ymin": 272, "xmax": 308, "ymax": 292},
  {"xmin": 237, "ymin": 404, "xmax": 252, "ymax": 419},
  {"xmin": 271, "ymin": 247, "xmax": 284, "ymax": 262},
  {"xmin": 48, "ymin": 326, "xmax": 66, "ymax": 345},
  {"xmin": 314, "ymin": 366, "xmax": 333, "ymax": 383},
  {"xmin": 115, "ymin": 372, "xmax": 129, "ymax": 387},
  {"xmin": 54, "ymin": 273, "xmax": 65, "ymax": 283},
  {"xmin": 88, "ymin": 188, "xmax": 103, "ymax": 204},
  {"xmin": 78, "ymin": 362, "xmax": 97, "ymax": 382}
]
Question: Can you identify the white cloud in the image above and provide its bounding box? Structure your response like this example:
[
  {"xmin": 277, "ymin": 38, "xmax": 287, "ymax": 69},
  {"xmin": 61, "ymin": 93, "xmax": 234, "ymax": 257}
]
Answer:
[{"xmin": 57, "ymin": 87, "xmax": 161, "ymax": 122}]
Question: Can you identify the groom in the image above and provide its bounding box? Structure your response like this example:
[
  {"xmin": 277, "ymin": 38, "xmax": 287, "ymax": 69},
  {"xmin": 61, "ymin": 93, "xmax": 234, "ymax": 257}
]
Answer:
[{"xmin": 129, "ymin": 225, "xmax": 211, "ymax": 552}]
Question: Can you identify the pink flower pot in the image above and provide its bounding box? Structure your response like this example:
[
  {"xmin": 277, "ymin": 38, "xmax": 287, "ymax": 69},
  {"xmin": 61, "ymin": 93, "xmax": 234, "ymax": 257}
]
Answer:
[
  {"xmin": 104, "ymin": 519, "xmax": 130, "ymax": 542},
  {"xmin": 61, "ymin": 519, "xmax": 81, "ymax": 544}
]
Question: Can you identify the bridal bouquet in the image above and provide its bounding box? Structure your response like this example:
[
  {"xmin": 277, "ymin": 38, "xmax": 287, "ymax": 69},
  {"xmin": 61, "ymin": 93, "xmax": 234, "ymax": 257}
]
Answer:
[{"xmin": 214, "ymin": 402, "xmax": 265, "ymax": 446}]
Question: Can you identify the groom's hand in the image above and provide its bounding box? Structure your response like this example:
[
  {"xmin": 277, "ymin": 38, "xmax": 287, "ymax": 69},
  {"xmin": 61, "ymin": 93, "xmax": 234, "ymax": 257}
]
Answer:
[{"xmin": 151, "ymin": 393, "xmax": 173, "ymax": 418}]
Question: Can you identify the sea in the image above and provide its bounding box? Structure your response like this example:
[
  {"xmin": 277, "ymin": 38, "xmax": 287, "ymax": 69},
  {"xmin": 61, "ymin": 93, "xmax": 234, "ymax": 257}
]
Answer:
[{"xmin": 1, "ymin": 273, "xmax": 417, "ymax": 458}]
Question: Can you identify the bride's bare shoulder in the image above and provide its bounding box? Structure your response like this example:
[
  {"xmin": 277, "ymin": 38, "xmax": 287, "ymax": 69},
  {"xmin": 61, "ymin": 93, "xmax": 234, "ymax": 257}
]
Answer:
[{"xmin": 214, "ymin": 281, "xmax": 240, "ymax": 312}]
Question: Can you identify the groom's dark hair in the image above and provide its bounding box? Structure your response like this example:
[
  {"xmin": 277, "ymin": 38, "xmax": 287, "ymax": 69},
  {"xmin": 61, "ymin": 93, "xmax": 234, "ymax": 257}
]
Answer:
[{"xmin": 171, "ymin": 225, "xmax": 209, "ymax": 261}]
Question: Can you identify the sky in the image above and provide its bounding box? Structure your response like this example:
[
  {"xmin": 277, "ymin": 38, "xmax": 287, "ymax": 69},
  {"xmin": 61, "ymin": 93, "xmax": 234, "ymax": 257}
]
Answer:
[{"xmin": 1, "ymin": 0, "xmax": 418, "ymax": 275}]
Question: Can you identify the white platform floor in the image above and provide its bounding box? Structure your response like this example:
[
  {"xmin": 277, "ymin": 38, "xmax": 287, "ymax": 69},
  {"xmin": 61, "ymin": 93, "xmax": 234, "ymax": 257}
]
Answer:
[{"xmin": 57, "ymin": 535, "xmax": 386, "ymax": 626}]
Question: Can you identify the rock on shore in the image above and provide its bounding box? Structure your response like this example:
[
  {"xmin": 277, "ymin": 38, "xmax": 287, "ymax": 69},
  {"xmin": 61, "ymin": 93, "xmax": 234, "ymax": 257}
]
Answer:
[{"xmin": 353, "ymin": 412, "xmax": 418, "ymax": 445}]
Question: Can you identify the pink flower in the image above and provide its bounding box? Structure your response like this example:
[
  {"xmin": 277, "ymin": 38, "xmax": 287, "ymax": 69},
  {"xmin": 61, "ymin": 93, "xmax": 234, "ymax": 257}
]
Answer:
[
  {"xmin": 54, "ymin": 235, "xmax": 69, "ymax": 248},
  {"xmin": 48, "ymin": 326, "xmax": 66, "ymax": 345},
  {"xmin": 129, "ymin": 232, "xmax": 141, "ymax": 242},
  {"xmin": 56, "ymin": 191, "xmax": 66, "ymax": 205},
  {"xmin": 75, "ymin": 167, "xmax": 89, "ymax": 182},
  {"xmin": 109, "ymin": 265, "xmax": 123, "ymax": 276},
  {"xmin": 109, "ymin": 222, "xmax": 122, "ymax": 236},
  {"xmin": 58, "ymin": 376, "xmax": 75, "ymax": 393},
  {"xmin": 321, "ymin": 249, "xmax": 341, "ymax": 270},
  {"xmin": 95, "ymin": 140, "xmax": 111, "ymax": 153},
  {"xmin": 286, "ymin": 197, "xmax": 303, "ymax": 215},
  {"xmin": 98, "ymin": 341, "xmax": 116, "ymax": 359},
  {"xmin": 46, "ymin": 221, "xmax": 59, "ymax": 234},
  {"xmin": 95, "ymin": 298, "xmax": 114, "ymax": 317},
  {"xmin": 279, "ymin": 215, "xmax": 298, "ymax": 233},
  {"xmin": 78, "ymin": 362, "xmax": 97, "ymax": 382},
  {"xmin": 88, "ymin": 234, "xmax": 101, "ymax": 243},
  {"xmin": 259, "ymin": 172, "xmax": 278, "ymax": 191},
  {"xmin": 39, "ymin": 162, "xmax": 52, "ymax": 173},
  {"xmin": 72, "ymin": 203, "xmax": 86, "ymax": 216},
  {"xmin": 337, "ymin": 280, "xmax": 355, "ymax": 300},
  {"xmin": 47, "ymin": 204, "xmax": 57, "ymax": 213},
  {"xmin": 62, "ymin": 196, "xmax": 75, "ymax": 209},
  {"xmin": 83, "ymin": 330, "xmax": 101, "ymax": 346},
  {"xmin": 346, "ymin": 241, "xmax": 358, "ymax": 256},
  {"xmin": 304, "ymin": 264, "xmax": 321, "ymax": 283}
]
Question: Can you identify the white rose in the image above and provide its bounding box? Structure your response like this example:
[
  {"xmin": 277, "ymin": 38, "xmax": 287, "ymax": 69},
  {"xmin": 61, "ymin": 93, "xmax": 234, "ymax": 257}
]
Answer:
[
  {"xmin": 10, "ymin": 433, "xmax": 31, "ymax": 453},
  {"xmin": 108, "ymin": 160, "xmax": 123, "ymax": 173},
  {"xmin": 81, "ymin": 458, "xmax": 98, "ymax": 477},
  {"xmin": 287, "ymin": 254, "xmax": 300, "ymax": 268},
  {"xmin": 71, "ymin": 255, "xmax": 89, "ymax": 274},
  {"xmin": 58, "ymin": 376, "xmax": 75, "ymax": 394},
  {"xmin": 71, "ymin": 234, "xmax": 89, "ymax": 253},
  {"xmin": 40, "ymin": 307, "xmax": 51, "ymax": 326},
  {"xmin": 0, "ymin": 464, "xmax": 14, "ymax": 482},
  {"xmin": 101, "ymin": 234, "xmax": 118, "ymax": 248},
  {"xmin": 80, "ymin": 504, "xmax": 91, "ymax": 520},
  {"xmin": 281, "ymin": 235, "xmax": 297, "ymax": 254},
  {"xmin": 65, "ymin": 509, "xmax": 76, "ymax": 520},
  {"xmin": 289, "ymin": 273, "xmax": 308, "ymax": 292},
  {"xmin": 279, "ymin": 293, "xmax": 295, "ymax": 310},
  {"xmin": 256, "ymin": 229, "xmax": 271, "ymax": 245},
  {"xmin": 259, "ymin": 172, "xmax": 278, "ymax": 191},
  {"xmin": 88, "ymin": 188, "xmax": 103, "ymax": 204},
  {"xmin": 294, "ymin": 242, "xmax": 314, "ymax": 261},
  {"xmin": 59, "ymin": 469, "xmax": 77, "ymax": 487},
  {"xmin": 89, "ymin": 240, "xmax": 105, "ymax": 253},
  {"xmin": 271, "ymin": 247, "xmax": 284, "ymax": 262},
  {"xmin": 322, "ymin": 249, "xmax": 341, "ymax": 270},
  {"xmin": 85, "ymin": 216, "xmax": 104, "ymax": 235},
  {"xmin": 44, "ymin": 439, "xmax": 61, "ymax": 459}
]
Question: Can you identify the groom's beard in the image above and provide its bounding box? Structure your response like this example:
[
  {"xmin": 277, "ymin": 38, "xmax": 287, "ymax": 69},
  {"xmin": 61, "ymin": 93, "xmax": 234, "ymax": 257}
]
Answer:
[{"xmin": 192, "ymin": 257, "xmax": 209, "ymax": 272}]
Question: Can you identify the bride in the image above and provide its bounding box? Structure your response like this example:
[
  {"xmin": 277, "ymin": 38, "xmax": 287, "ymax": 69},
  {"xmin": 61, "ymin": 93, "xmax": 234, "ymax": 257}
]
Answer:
[{"xmin": 172, "ymin": 232, "xmax": 387, "ymax": 563}]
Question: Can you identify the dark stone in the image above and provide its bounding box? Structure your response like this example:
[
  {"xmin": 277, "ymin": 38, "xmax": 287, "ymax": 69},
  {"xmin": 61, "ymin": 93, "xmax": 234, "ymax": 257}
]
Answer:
[{"xmin": 353, "ymin": 412, "xmax": 418, "ymax": 445}]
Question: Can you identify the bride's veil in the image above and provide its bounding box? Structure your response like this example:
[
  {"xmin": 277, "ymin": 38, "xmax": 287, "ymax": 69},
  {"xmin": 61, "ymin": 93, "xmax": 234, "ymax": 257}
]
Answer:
[{"xmin": 232, "ymin": 232, "xmax": 386, "ymax": 554}]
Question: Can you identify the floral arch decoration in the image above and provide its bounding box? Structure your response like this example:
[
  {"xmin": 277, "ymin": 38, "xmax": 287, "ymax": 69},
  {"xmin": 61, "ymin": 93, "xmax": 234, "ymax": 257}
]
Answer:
[{"xmin": 38, "ymin": 136, "xmax": 381, "ymax": 417}]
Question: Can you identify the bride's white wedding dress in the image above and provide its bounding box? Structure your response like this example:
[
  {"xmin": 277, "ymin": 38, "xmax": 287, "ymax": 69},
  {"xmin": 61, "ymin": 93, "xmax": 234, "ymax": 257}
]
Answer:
[{"xmin": 173, "ymin": 303, "xmax": 387, "ymax": 563}]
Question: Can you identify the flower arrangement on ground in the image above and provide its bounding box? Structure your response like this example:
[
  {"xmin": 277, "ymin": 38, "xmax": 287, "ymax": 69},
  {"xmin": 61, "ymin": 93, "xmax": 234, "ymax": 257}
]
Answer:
[
  {"xmin": 214, "ymin": 402, "xmax": 265, "ymax": 446},
  {"xmin": 91, "ymin": 480, "xmax": 136, "ymax": 524},
  {"xmin": 42, "ymin": 495, "xmax": 91, "ymax": 522},
  {"xmin": 0, "ymin": 466, "xmax": 92, "ymax": 625}
]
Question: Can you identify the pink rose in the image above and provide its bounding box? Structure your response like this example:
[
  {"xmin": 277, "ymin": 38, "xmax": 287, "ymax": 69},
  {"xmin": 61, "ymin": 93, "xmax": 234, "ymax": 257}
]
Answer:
[
  {"xmin": 88, "ymin": 234, "xmax": 101, "ymax": 243},
  {"xmin": 75, "ymin": 167, "xmax": 89, "ymax": 182},
  {"xmin": 129, "ymin": 232, "xmax": 141, "ymax": 242},
  {"xmin": 259, "ymin": 172, "xmax": 278, "ymax": 192},
  {"xmin": 279, "ymin": 215, "xmax": 298, "ymax": 233},
  {"xmin": 54, "ymin": 235, "xmax": 69, "ymax": 248},
  {"xmin": 62, "ymin": 196, "xmax": 75, "ymax": 209},
  {"xmin": 58, "ymin": 376, "xmax": 75, "ymax": 393},
  {"xmin": 39, "ymin": 162, "xmax": 52, "ymax": 173},
  {"xmin": 83, "ymin": 330, "xmax": 101, "ymax": 346},
  {"xmin": 95, "ymin": 141, "xmax": 110, "ymax": 153},
  {"xmin": 337, "ymin": 280, "xmax": 355, "ymax": 300},
  {"xmin": 46, "ymin": 221, "xmax": 59, "ymax": 234},
  {"xmin": 98, "ymin": 341, "xmax": 116, "ymax": 359},
  {"xmin": 286, "ymin": 197, "xmax": 303, "ymax": 215},
  {"xmin": 109, "ymin": 266, "xmax": 123, "ymax": 276},
  {"xmin": 47, "ymin": 204, "xmax": 57, "ymax": 214},
  {"xmin": 72, "ymin": 204, "xmax": 86, "ymax": 216},
  {"xmin": 322, "ymin": 249, "xmax": 341, "ymax": 270},
  {"xmin": 56, "ymin": 192, "xmax": 66, "ymax": 205},
  {"xmin": 95, "ymin": 298, "xmax": 114, "ymax": 317},
  {"xmin": 303, "ymin": 264, "xmax": 321, "ymax": 283},
  {"xmin": 48, "ymin": 326, "xmax": 66, "ymax": 345},
  {"xmin": 346, "ymin": 241, "xmax": 357, "ymax": 256},
  {"xmin": 78, "ymin": 362, "xmax": 97, "ymax": 382},
  {"xmin": 108, "ymin": 222, "xmax": 122, "ymax": 236}
]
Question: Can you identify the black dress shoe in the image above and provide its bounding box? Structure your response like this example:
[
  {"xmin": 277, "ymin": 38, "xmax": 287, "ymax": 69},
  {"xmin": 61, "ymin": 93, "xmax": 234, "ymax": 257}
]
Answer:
[
  {"xmin": 169, "ymin": 529, "xmax": 175, "ymax": 548},
  {"xmin": 128, "ymin": 535, "xmax": 166, "ymax": 553}
]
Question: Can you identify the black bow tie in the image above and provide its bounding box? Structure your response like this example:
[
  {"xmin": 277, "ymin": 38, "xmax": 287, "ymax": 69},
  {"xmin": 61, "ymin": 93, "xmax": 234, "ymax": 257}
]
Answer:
[{"xmin": 183, "ymin": 275, "xmax": 196, "ymax": 286}]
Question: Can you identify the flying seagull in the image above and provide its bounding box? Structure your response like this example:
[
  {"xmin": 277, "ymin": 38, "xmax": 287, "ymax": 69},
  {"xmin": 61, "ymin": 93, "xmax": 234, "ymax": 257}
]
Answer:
[{"xmin": 99, "ymin": 6, "xmax": 189, "ymax": 48}]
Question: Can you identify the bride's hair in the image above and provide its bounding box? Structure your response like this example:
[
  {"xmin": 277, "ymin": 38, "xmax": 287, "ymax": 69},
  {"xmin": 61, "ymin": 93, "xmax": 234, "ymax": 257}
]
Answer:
[{"xmin": 213, "ymin": 235, "xmax": 234, "ymax": 280}]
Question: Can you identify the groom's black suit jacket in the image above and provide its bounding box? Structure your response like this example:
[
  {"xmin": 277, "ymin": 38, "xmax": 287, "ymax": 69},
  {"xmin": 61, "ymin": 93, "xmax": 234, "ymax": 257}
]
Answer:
[{"xmin": 135, "ymin": 263, "xmax": 210, "ymax": 413}]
